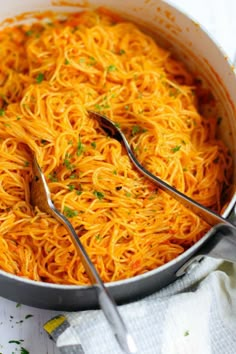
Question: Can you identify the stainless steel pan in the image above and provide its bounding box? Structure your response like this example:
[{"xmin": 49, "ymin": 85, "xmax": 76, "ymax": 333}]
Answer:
[{"xmin": 0, "ymin": 0, "xmax": 236, "ymax": 311}]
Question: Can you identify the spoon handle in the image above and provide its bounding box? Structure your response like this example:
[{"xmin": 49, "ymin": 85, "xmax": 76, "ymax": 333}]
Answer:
[
  {"xmin": 31, "ymin": 157, "xmax": 136, "ymax": 354},
  {"xmin": 51, "ymin": 208, "xmax": 137, "ymax": 354}
]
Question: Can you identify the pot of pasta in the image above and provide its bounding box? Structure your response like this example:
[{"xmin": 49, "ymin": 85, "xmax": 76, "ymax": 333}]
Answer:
[{"xmin": 0, "ymin": 0, "xmax": 235, "ymax": 310}]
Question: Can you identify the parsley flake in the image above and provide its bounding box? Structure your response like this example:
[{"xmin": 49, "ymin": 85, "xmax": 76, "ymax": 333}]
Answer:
[
  {"xmin": 25, "ymin": 30, "xmax": 33, "ymax": 36},
  {"xmin": 119, "ymin": 49, "xmax": 126, "ymax": 55},
  {"xmin": 48, "ymin": 172, "xmax": 58, "ymax": 182},
  {"xmin": 132, "ymin": 125, "xmax": 141, "ymax": 135},
  {"xmin": 68, "ymin": 184, "xmax": 75, "ymax": 191},
  {"xmin": 36, "ymin": 73, "xmax": 44, "ymax": 84},
  {"xmin": 77, "ymin": 136, "xmax": 84, "ymax": 156},
  {"xmin": 93, "ymin": 190, "xmax": 105, "ymax": 200},
  {"xmin": 125, "ymin": 192, "xmax": 132, "ymax": 197},
  {"xmin": 107, "ymin": 65, "xmax": 117, "ymax": 73},
  {"xmin": 63, "ymin": 206, "xmax": 78, "ymax": 218},
  {"xmin": 63, "ymin": 154, "xmax": 74, "ymax": 170},
  {"xmin": 171, "ymin": 145, "xmax": 181, "ymax": 153},
  {"xmin": 20, "ymin": 348, "xmax": 29, "ymax": 354},
  {"xmin": 64, "ymin": 59, "xmax": 70, "ymax": 65},
  {"xmin": 95, "ymin": 234, "xmax": 101, "ymax": 241},
  {"xmin": 0, "ymin": 108, "xmax": 5, "ymax": 116},
  {"xmin": 114, "ymin": 122, "xmax": 120, "ymax": 128},
  {"xmin": 91, "ymin": 141, "xmax": 96, "ymax": 149}
]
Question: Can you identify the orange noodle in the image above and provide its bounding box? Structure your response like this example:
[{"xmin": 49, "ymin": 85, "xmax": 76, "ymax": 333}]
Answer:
[{"xmin": 0, "ymin": 8, "xmax": 232, "ymax": 284}]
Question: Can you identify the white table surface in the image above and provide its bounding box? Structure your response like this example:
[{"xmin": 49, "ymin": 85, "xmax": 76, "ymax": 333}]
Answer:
[{"xmin": 0, "ymin": 1, "xmax": 235, "ymax": 354}]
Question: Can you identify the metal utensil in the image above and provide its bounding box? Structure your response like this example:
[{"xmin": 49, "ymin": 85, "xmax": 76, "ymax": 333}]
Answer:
[
  {"xmin": 30, "ymin": 157, "xmax": 137, "ymax": 354},
  {"xmin": 89, "ymin": 111, "xmax": 233, "ymax": 228}
]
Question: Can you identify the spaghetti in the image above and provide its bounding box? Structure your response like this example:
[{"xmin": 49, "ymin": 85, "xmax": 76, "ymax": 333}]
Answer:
[{"xmin": 0, "ymin": 8, "xmax": 232, "ymax": 284}]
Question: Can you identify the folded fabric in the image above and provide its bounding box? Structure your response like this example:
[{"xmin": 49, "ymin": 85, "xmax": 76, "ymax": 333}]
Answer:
[{"xmin": 44, "ymin": 258, "xmax": 236, "ymax": 354}]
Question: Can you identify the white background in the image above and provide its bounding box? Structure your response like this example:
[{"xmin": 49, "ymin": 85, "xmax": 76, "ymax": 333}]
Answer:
[{"xmin": 0, "ymin": 1, "xmax": 235, "ymax": 353}]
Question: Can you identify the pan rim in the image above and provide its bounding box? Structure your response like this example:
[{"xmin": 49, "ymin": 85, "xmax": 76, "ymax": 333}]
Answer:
[{"xmin": 0, "ymin": 0, "xmax": 235, "ymax": 294}]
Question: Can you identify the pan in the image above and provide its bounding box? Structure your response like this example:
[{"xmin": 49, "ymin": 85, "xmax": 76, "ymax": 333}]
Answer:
[{"xmin": 0, "ymin": 0, "xmax": 236, "ymax": 311}]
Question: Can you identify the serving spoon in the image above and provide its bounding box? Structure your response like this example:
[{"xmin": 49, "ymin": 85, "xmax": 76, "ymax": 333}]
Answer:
[
  {"xmin": 30, "ymin": 157, "xmax": 137, "ymax": 354},
  {"xmin": 89, "ymin": 111, "xmax": 233, "ymax": 229}
]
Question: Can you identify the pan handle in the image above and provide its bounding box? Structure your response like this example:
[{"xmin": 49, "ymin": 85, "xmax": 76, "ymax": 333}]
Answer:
[{"xmin": 176, "ymin": 222, "xmax": 236, "ymax": 277}]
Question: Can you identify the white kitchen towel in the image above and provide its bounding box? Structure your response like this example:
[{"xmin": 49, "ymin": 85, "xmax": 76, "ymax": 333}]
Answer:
[{"xmin": 46, "ymin": 257, "xmax": 236, "ymax": 354}]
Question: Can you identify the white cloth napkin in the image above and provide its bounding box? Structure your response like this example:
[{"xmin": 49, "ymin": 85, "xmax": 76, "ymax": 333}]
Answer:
[{"xmin": 48, "ymin": 257, "xmax": 236, "ymax": 354}]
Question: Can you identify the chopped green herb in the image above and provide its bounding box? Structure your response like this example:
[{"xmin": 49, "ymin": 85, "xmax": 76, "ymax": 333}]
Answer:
[
  {"xmin": 9, "ymin": 340, "xmax": 21, "ymax": 345},
  {"xmin": 91, "ymin": 141, "xmax": 96, "ymax": 149},
  {"xmin": 217, "ymin": 117, "xmax": 222, "ymax": 125},
  {"xmin": 94, "ymin": 103, "xmax": 110, "ymax": 111},
  {"xmin": 95, "ymin": 104, "xmax": 102, "ymax": 111},
  {"xmin": 24, "ymin": 161, "xmax": 30, "ymax": 167},
  {"xmin": 25, "ymin": 314, "xmax": 33, "ymax": 319},
  {"xmin": 76, "ymin": 190, "xmax": 82, "ymax": 196},
  {"xmin": 79, "ymin": 58, "xmax": 85, "ymax": 63},
  {"xmin": 63, "ymin": 155, "xmax": 74, "ymax": 170},
  {"xmin": 93, "ymin": 190, "xmax": 105, "ymax": 200},
  {"xmin": 68, "ymin": 184, "xmax": 75, "ymax": 191},
  {"xmin": 114, "ymin": 122, "xmax": 120, "ymax": 128},
  {"xmin": 25, "ymin": 30, "xmax": 33, "ymax": 36},
  {"xmin": 125, "ymin": 192, "xmax": 132, "ymax": 197},
  {"xmin": 171, "ymin": 145, "xmax": 181, "ymax": 153},
  {"xmin": 77, "ymin": 136, "xmax": 84, "ymax": 156},
  {"xmin": 107, "ymin": 65, "xmax": 117, "ymax": 73},
  {"xmin": 48, "ymin": 172, "xmax": 58, "ymax": 182},
  {"xmin": 132, "ymin": 125, "xmax": 141, "ymax": 135},
  {"xmin": 63, "ymin": 206, "xmax": 78, "ymax": 218},
  {"xmin": 119, "ymin": 49, "xmax": 126, "ymax": 55},
  {"xmin": 64, "ymin": 59, "xmax": 70, "ymax": 65},
  {"xmin": 113, "ymin": 170, "xmax": 117, "ymax": 175},
  {"xmin": 69, "ymin": 174, "xmax": 78, "ymax": 179},
  {"xmin": 72, "ymin": 25, "xmax": 79, "ymax": 33},
  {"xmin": 181, "ymin": 140, "xmax": 186, "ymax": 145},
  {"xmin": 95, "ymin": 234, "xmax": 101, "ymax": 241},
  {"xmin": 0, "ymin": 108, "xmax": 5, "ymax": 116},
  {"xmin": 36, "ymin": 73, "xmax": 44, "ymax": 84},
  {"xmin": 184, "ymin": 330, "xmax": 189, "ymax": 337},
  {"xmin": 3, "ymin": 123, "xmax": 11, "ymax": 127},
  {"xmin": 20, "ymin": 348, "xmax": 29, "ymax": 354},
  {"xmin": 183, "ymin": 167, "xmax": 188, "ymax": 172},
  {"xmin": 88, "ymin": 56, "xmax": 97, "ymax": 66},
  {"xmin": 16, "ymin": 303, "xmax": 21, "ymax": 308},
  {"xmin": 124, "ymin": 105, "xmax": 129, "ymax": 110}
]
